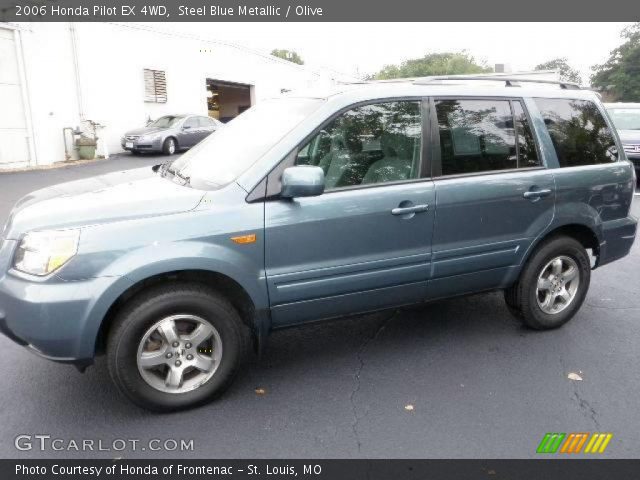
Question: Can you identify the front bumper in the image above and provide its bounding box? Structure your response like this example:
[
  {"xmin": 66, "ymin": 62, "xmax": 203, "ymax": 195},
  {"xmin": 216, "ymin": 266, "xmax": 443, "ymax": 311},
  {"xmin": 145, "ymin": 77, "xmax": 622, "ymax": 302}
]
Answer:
[
  {"xmin": 121, "ymin": 137, "xmax": 163, "ymax": 152},
  {"xmin": 0, "ymin": 240, "xmax": 131, "ymax": 366}
]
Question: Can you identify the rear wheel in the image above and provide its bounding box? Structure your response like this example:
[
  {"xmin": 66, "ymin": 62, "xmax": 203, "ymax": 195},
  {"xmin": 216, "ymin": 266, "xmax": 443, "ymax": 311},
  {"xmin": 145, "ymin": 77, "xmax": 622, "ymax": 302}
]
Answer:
[
  {"xmin": 107, "ymin": 283, "xmax": 247, "ymax": 412},
  {"xmin": 162, "ymin": 137, "xmax": 176, "ymax": 155},
  {"xmin": 505, "ymin": 236, "xmax": 591, "ymax": 330}
]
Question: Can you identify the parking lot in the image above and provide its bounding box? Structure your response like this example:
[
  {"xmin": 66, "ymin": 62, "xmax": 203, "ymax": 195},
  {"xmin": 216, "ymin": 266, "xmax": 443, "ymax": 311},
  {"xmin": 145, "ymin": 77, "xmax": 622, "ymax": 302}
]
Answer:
[{"xmin": 0, "ymin": 154, "xmax": 639, "ymax": 459}]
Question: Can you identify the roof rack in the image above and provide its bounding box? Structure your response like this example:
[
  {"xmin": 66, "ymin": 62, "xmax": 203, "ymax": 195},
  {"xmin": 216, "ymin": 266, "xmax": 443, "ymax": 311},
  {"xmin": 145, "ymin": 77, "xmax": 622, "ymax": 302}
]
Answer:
[{"xmin": 412, "ymin": 75, "xmax": 581, "ymax": 90}]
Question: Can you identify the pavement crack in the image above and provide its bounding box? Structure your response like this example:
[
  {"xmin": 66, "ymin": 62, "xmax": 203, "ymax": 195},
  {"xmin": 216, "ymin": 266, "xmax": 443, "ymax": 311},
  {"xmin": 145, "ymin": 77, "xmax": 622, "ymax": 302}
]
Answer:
[
  {"xmin": 573, "ymin": 390, "xmax": 601, "ymax": 430},
  {"xmin": 349, "ymin": 310, "xmax": 397, "ymax": 453}
]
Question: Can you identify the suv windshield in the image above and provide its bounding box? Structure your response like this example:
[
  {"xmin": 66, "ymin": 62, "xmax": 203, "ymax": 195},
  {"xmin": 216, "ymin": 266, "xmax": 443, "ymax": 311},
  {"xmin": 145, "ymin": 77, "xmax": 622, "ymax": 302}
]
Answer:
[
  {"xmin": 608, "ymin": 108, "xmax": 640, "ymax": 130},
  {"xmin": 166, "ymin": 97, "xmax": 323, "ymax": 189},
  {"xmin": 151, "ymin": 116, "xmax": 182, "ymax": 128}
]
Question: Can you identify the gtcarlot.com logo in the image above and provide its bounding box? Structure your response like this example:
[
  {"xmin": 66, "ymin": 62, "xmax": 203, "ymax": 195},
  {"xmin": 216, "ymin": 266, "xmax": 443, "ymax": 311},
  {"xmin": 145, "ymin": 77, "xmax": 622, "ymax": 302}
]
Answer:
[
  {"xmin": 536, "ymin": 432, "xmax": 613, "ymax": 454},
  {"xmin": 14, "ymin": 435, "xmax": 194, "ymax": 452}
]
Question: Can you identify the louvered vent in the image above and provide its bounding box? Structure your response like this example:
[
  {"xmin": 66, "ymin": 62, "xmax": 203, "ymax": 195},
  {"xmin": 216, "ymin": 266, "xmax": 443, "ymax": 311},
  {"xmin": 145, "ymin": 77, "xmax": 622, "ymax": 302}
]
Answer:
[{"xmin": 143, "ymin": 69, "xmax": 167, "ymax": 103}]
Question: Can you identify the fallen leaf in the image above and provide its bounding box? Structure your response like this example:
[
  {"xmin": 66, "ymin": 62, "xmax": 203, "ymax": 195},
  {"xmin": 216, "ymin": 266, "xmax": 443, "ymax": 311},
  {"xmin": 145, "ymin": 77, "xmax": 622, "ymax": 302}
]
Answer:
[
  {"xmin": 568, "ymin": 372, "xmax": 583, "ymax": 381},
  {"xmin": 255, "ymin": 387, "xmax": 267, "ymax": 395},
  {"xmin": 404, "ymin": 404, "xmax": 414, "ymax": 412}
]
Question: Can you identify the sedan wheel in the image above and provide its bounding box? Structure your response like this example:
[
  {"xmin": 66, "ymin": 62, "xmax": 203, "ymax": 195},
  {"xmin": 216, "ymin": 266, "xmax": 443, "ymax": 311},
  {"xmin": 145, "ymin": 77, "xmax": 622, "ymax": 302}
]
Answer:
[{"xmin": 162, "ymin": 138, "xmax": 176, "ymax": 155}]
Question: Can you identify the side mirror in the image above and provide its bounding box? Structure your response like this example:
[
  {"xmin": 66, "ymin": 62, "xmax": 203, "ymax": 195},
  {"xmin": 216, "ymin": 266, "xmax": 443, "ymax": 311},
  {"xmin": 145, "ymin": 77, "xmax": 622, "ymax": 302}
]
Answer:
[{"xmin": 281, "ymin": 166, "xmax": 325, "ymax": 199}]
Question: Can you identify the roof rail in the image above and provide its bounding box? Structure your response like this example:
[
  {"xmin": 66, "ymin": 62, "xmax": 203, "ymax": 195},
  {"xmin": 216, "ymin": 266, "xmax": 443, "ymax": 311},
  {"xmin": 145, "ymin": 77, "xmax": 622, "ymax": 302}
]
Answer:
[{"xmin": 412, "ymin": 75, "xmax": 581, "ymax": 90}]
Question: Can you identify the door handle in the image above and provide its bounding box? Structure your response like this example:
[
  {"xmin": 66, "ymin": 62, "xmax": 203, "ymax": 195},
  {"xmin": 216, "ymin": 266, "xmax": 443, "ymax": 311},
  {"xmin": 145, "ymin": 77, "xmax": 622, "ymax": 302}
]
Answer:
[
  {"xmin": 391, "ymin": 204, "xmax": 430, "ymax": 215},
  {"xmin": 523, "ymin": 189, "xmax": 552, "ymax": 199}
]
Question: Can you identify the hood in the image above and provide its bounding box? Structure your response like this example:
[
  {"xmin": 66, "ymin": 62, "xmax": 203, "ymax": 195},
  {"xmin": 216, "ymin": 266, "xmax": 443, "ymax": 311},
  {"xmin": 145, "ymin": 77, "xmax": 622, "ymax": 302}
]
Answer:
[
  {"xmin": 2, "ymin": 167, "xmax": 205, "ymax": 239},
  {"xmin": 124, "ymin": 126, "xmax": 169, "ymax": 136},
  {"xmin": 617, "ymin": 130, "xmax": 640, "ymax": 144}
]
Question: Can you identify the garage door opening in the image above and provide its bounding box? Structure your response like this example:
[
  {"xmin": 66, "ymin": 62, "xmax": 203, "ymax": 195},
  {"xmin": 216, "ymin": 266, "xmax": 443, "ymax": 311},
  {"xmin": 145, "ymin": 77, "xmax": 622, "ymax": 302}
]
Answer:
[{"xmin": 206, "ymin": 79, "xmax": 253, "ymax": 123}]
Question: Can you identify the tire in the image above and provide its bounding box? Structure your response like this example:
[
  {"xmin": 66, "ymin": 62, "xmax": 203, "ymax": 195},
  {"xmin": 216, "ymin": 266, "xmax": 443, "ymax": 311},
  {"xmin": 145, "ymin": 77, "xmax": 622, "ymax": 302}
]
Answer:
[
  {"xmin": 162, "ymin": 137, "xmax": 177, "ymax": 155},
  {"xmin": 107, "ymin": 283, "xmax": 247, "ymax": 412},
  {"xmin": 505, "ymin": 236, "xmax": 591, "ymax": 330}
]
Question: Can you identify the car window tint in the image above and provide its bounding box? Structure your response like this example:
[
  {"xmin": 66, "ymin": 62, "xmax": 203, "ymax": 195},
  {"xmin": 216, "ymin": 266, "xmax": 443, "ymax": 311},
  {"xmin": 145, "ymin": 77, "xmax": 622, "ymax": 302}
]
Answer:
[
  {"xmin": 295, "ymin": 101, "xmax": 422, "ymax": 189},
  {"xmin": 513, "ymin": 101, "xmax": 541, "ymax": 168},
  {"xmin": 534, "ymin": 98, "xmax": 618, "ymax": 167},
  {"xmin": 183, "ymin": 117, "xmax": 199, "ymax": 128},
  {"xmin": 199, "ymin": 116, "xmax": 215, "ymax": 127},
  {"xmin": 436, "ymin": 99, "xmax": 517, "ymax": 175}
]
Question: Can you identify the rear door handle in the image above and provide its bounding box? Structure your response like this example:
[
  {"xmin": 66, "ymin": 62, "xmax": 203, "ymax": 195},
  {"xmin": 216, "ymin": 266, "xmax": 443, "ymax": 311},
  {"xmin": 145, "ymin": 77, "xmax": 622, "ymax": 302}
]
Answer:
[
  {"xmin": 523, "ymin": 189, "xmax": 552, "ymax": 199},
  {"xmin": 391, "ymin": 204, "xmax": 430, "ymax": 215}
]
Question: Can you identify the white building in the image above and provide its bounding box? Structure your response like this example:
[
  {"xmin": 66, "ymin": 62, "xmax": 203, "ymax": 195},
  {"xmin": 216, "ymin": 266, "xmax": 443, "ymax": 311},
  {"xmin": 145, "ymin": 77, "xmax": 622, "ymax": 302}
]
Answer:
[{"xmin": 0, "ymin": 22, "xmax": 355, "ymax": 169}]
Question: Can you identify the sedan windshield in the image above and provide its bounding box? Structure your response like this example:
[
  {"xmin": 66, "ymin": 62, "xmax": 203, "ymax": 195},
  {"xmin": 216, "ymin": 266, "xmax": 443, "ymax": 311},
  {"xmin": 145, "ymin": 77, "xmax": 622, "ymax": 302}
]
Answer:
[
  {"xmin": 151, "ymin": 116, "xmax": 182, "ymax": 128},
  {"xmin": 165, "ymin": 97, "xmax": 323, "ymax": 189},
  {"xmin": 608, "ymin": 108, "xmax": 640, "ymax": 130}
]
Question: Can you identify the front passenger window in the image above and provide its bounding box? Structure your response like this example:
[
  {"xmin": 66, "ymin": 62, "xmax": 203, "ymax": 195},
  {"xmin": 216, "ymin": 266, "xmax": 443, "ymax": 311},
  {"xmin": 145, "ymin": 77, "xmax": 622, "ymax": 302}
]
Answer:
[
  {"xmin": 295, "ymin": 101, "xmax": 422, "ymax": 189},
  {"xmin": 183, "ymin": 117, "xmax": 199, "ymax": 129}
]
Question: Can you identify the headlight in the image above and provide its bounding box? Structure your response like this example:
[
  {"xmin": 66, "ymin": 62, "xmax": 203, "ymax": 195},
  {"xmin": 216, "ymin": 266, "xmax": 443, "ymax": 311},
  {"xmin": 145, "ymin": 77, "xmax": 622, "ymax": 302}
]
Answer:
[{"xmin": 13, "ymin": 229, "xmax": 80, "ymax": 276}]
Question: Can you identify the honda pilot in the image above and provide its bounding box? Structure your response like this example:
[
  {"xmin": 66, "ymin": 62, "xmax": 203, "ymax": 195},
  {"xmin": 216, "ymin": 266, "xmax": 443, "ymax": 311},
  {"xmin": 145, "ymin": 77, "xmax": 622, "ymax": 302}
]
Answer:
[{"xmin": 0, "ymin": 77, "xmax": 637, "ymax": 411}]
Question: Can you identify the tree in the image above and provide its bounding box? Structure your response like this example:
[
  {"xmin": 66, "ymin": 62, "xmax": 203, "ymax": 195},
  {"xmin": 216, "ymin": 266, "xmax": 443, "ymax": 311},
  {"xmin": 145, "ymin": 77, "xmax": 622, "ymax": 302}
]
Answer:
[
  {"xmin": 369, "ymin": 52, "xmax": 491, "ymax": 80},
  {"xmin": 535, "ymin": 58, "xmax": 582, "ymax": 85},
  {"xmin": 591, "ymin": 23, "xmax": 640, "ymax": 102},
  {"xmin": 270, "ymin": 49, "xmax": 304, "ymax": 65}
]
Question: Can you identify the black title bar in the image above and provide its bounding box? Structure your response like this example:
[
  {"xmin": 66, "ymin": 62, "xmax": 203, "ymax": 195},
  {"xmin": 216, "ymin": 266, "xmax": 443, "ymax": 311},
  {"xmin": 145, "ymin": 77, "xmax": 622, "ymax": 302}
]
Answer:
[
  {"xmin": 4, "ymin": 459, "xmax": 640, "ymax": 480},
  {"xmin": 1, "ymin": 0, "xmax": 640, "ymax": 22}
]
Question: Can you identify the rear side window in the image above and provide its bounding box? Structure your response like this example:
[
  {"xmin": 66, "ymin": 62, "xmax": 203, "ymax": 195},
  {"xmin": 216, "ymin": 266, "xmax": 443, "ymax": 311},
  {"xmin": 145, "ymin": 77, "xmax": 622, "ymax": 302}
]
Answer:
[
  {"xmin": 534, "ymin": 98, "xmax": 618, "ymax": 167},
  {"xmin": 435, "ymin": 99, "xmax": 539, "ymax": 176}
]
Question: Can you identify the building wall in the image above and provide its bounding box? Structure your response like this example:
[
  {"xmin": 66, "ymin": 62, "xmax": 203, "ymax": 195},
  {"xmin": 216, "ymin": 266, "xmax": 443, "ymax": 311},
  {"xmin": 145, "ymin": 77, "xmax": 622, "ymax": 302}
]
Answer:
[
  {"xmin": 1, "ymin": 22, "xmax": 350, "ymax": 168},
  {"xmin": 0, "ymin": 27, "xmax": 29, "ymax": 168}
]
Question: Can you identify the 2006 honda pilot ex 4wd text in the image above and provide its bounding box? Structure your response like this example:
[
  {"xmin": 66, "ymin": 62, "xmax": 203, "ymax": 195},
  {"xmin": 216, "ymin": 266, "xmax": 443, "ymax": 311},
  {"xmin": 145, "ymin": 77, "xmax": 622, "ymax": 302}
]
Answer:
[{"xmin": 0, "ymin": 77, "xmax": 637, "ymax": 411}]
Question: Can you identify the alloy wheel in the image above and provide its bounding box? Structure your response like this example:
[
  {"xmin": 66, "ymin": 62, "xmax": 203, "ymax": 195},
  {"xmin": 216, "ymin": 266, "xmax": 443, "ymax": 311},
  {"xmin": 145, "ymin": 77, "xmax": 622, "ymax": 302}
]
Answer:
[
  {"xmin": 136, "ymin": 314, "xmax": 222, "ymax": 394},
  {"xmin": 536, "ymin": 255, "xmax": 580, "ymax": 315}
]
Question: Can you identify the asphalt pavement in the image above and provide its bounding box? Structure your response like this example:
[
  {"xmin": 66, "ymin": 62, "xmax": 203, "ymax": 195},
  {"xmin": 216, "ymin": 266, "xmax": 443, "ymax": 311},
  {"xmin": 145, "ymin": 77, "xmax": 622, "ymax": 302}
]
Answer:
[{"xmin": 0, "ymin": 154, "xmax": 639, "ymax": 459}]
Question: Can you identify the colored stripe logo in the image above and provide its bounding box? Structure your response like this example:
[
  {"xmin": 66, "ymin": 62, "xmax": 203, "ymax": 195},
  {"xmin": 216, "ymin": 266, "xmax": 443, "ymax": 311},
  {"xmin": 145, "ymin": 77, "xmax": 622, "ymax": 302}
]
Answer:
[{"xmin": 537, "ymin": 433, "xmax": 612, "ymax": 454}]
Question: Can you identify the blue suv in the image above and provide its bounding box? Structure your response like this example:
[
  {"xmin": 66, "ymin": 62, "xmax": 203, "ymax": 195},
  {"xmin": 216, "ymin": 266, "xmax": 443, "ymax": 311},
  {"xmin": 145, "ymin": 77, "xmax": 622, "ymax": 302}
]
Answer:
[{"xmin": 0, "ymin": 77, "xmax": 636, "ymax": 411}]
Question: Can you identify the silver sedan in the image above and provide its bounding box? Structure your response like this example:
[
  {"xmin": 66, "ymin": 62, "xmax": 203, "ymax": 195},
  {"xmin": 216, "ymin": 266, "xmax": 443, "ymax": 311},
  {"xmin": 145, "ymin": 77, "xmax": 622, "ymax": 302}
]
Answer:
[{"xmin": 121, "ymin": 114, "xmax": 222, "ymax": 155}]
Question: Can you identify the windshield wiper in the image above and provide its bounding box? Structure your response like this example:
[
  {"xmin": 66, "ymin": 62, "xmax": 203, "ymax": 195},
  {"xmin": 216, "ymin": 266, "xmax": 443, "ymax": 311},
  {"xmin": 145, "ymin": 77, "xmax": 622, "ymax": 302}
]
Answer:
[
  {"xmin": 158, "ymin": 162, "xmax": 191, "ymax": 186},
  {"xmin": 172, "ymin": 169, "xmax": 191, "ymax": 186}
]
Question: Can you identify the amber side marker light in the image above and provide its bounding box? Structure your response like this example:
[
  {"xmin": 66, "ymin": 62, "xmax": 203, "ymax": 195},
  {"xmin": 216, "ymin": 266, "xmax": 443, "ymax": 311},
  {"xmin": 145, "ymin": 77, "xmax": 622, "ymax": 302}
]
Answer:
[{"xmin": 231, "ymin": 234, "xmax": 257, "ymax": 244}]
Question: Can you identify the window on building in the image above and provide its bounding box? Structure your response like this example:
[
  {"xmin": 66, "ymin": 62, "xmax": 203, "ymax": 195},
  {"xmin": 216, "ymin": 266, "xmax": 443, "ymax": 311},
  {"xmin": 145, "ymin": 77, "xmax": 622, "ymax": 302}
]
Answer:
[
  {"xmin": 295, "ymin": 101, "xmax": 422, "ymax": 189},
  {"xmin": 143, "ymin": 69, "xmax": 167, "ymax": 103},
  {"xmin": 534, "ymin": 98, "xmax": 618, "ymax": 167}
]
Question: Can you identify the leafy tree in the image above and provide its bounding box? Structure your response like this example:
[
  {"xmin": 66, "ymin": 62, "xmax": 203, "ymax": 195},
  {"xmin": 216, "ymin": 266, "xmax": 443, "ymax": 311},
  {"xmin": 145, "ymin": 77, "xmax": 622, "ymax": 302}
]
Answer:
[
  {"xmin": 369, "ymin": 52, "xmax": 491, "ymax": 80},
  {"xmin": 591, "ymin": 23, "xmax": 640, "ymax": 102},
  {"xmin": 535, "ymin": 58, "xmax": 582, "ymax": 85},
  {"xmin": 271, "ymin": 49, "xmax": 304, "ymax": 65}
]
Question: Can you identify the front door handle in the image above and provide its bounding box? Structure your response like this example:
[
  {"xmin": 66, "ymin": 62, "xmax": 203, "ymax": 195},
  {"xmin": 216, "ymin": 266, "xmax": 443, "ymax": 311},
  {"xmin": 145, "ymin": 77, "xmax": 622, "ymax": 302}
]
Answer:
[
  {"xmin": 391, "ymin": 204, "xmax": 430, "ymax": 215},
  {"xmin": 523, "ymin": 189, "xmax": 552, "ymax": 200}
]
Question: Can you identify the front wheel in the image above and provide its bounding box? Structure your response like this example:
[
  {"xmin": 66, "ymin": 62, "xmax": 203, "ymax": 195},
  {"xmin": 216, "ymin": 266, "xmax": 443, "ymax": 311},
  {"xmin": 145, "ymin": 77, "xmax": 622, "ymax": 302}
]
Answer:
[
  {"xmin": 162, "ymin": 137, "xmax": 176, "ymax": 155},
  {"xmin": 505, "ymin": 236, "xmax": 591, "ymax": 330},
  {"xmin": 107, "ymin": 283, "xmax": 247, "ymax": 412}
]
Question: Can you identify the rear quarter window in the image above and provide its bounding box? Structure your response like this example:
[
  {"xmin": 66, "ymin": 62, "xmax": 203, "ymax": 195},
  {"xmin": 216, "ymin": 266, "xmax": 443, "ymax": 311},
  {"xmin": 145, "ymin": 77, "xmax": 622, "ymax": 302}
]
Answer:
[{"xmin": 534, "ymin": 98, "xmax": 618, "ymax": 167}]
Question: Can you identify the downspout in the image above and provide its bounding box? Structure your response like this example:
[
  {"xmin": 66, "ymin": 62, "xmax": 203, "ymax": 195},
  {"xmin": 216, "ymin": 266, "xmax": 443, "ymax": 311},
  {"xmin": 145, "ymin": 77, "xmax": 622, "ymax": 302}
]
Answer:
[
  {"xmin": 69, "ymin": 22, "xmax": 85, "ymax": 121},
  {"xmin": 13, "ymin": 28, "xmax": 37, "ymax": 166}
]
